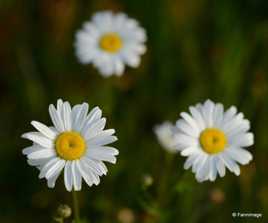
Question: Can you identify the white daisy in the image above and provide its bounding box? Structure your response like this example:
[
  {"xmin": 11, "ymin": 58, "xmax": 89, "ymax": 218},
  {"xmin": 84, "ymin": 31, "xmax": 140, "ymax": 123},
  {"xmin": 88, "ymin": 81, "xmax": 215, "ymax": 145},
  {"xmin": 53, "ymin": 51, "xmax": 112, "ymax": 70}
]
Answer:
[
  {"xmin": 22, "ymin": 99, "xmax": 119, "ymax": 191},
  {"xmin": 154, "ymin": 122, "xmax": 178, "ymax": 153},
  {"xmin": 75, "ymin": 11, "xmax": 147, "ymax": 77},
  {"xmin": 174, "ymin": 99, "xmax": 254, "ymax": 182}
]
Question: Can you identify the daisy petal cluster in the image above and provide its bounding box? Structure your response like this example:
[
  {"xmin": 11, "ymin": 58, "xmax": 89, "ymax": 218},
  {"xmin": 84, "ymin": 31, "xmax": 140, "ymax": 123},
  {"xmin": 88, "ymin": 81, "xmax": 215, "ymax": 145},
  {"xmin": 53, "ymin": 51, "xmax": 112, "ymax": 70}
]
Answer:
[
  {"xmin": 174, "ymin": 99, "xmax": 254, "ymax": 182},
  {"xmin": 75, "ymin": 11, "xmax": 147, "ymax": 77},
  {"xmin": 154, "ymin": 122, "xmax": 178, "ymax": 153},
  {"xmin": 22, "ymin": 99, "xmax": 119, "ymax": 191}
]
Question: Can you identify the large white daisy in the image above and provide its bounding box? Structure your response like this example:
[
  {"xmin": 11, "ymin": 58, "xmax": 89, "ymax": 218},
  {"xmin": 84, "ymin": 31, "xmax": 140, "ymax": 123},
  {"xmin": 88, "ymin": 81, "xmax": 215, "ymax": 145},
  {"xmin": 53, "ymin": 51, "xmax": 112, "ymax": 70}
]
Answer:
[
  {"xmin": 154, "ymin": 122, "xmax": 178, "ymax": 153},
  {"xmin": 75, "ymin": 11, "xmax": 147, "ymax": 77},
  {"xmin": 174, "ymin": 99, "xmax": 254, "ymax": 182},
  {"xmin": 22, "ymin": 99, "xmax": 119, "ymax": 191}
]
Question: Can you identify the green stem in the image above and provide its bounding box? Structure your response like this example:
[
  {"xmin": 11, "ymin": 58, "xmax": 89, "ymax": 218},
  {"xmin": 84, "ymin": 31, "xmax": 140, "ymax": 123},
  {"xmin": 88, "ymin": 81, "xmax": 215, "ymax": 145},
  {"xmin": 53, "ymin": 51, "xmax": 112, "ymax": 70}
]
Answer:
[
  {"xmin": 156, "ymin": 152, "xmax": 174, "ymax": 220},
  {"xmin": 72, "ymin": 190, "xmax": 80, "ymax": 223}
]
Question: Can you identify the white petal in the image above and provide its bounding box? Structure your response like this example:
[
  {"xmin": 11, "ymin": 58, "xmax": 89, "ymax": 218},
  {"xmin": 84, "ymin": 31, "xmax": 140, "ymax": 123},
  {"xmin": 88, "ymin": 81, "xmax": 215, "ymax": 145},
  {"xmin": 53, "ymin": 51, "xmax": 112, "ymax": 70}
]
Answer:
[
  {"xmin": 81, "ymin": 107, "xmax": 102, "ymax": 133},
  {"xmin": 208, "ymin": 157, "xmax": 217, "ymax": 181},
  {"xmin": 81, "ymin": 159, "xmax": 100, "ymax": 185},
  {"xmin": 97, "ymin": 58, "xmax": 116, "ymax": 77},
  {"xmin": 22, "ymin": 144, "xmax": 44, "ymax": 155},
  {"xmin": 225, "ymin": 147, "xmax": 253, "ymax": 165},
  {"xmin": 180, "ymin": 146, "xmax": 197, "ymax": 157},
  {"xmin": 92, "ymin": 11, "xmax": 113, "ymax": 31},
  {"xmin": 213, "ymin": 103, "xmax": 224, "ymax": 128},
  {"xmin": 173, "ymin": 133, "xmax": 198, "ymax": 149},
  {"xmin": 176, "ymin": 119, "xmax": 199, "ymax": 137},
  {"xmin": 27, "ymin": 157, "xmax": 52, "ymax": 167},
  {"xmin": 215, "ymin": 156, "xmax": 226, "ymax": 177},
  {"xmin": 196, "ymin": 156, "xmax": 210, "ymax": 182},
  {"xmin": 115, "ymin": 59, "xmax": 125, "ymax": 76},
  {"xmin": 28, "ymin": 149, "xmax": 56, "ymax": 160},
  {"xmin": 31, "ymin": 121, "xmax": 57, "ymax": 139},
  {"xmin": 57, "ymin": 99, "xmax": 64, "ymax": 112},
  {"xmin": 73, "ymin": 103, "xmax": 89, "ymax": 132},
  {"xmin": 76, "ymin": 160, "xmax": 94, "ymax": 187},
  {"xmin": 97, "ymin": 161, "xmax": 108, "ymax": 175},
  {"xmin": 82, "ymin": 118, "xmax": 106, "ymax": 139},
  {"xmin": 86, "ymin": 146, "xmax": 118, "ymax": 164},
  {"xmin": 82, "ymin": 157, "xmax": 107, "ymax": 176},
  {"xmin": 189, "ymin": 106, "xmax": 205, "ymax": 131},
  {"xmin": 202, "ymin": 99, "xmax": 215, "ymax": 127},
  {"xmin": 180, "ymin": 112, "xmax": 200, "ymax": 131},
  {"xmin": 220, "ymin": 152, "xmax": 240, "ymax": 176},
  {"xmin": 22, "ymin": 132, "xmax": 54, "ymax": 149},
  {"xmin": 87, "ymin": 129, "xmax": 115, "ymax": 141},
  {"xmin": 192, "ymin": 153, "xmax": 207, "ymax": 173},
  {"xmin": 227, "ymin": 120, "xmax": 250, "ymax": 137},
  {"xmin": 39, "ymin": 157, "xmax": 60, "ymax": 178},
  {"xmin": 87, "ymin": 135, "xmax": 118, "ymax": 146},
  {"xmin": 47, "ymin": 170, "xmax": 61, "ymax": 188},
  {"xmin": 45, "ymin": 159, "xmax": 65, "ymax": 179},
  {"xmin": 121, "ymin": 51, "xmax": 141, "ymax": 67},
  {"xmin": 184, "ymin": 154, "xmax": 198, "ymax": 170},
  {"xmin": 71, "ymin": 104, "xmax": 82, "ymax": 126},
  {"xmin": 49, "ymin": 104, "xmax": 64, "ymax": 132},
  {"xmin": 87, "ymin": 106, "xmax": 102, "ymax": 122},
  {"xmin": 62, "ymin": 101, "xmax": 72, "ymax": 131},
  {"xmin": 222, "ymin": 106, "xmax": 237, "ymax": 125},
  {"xmin": 229, "ymin": 132, "xmax": 254, "ymax": 147},
  {"xmin": 222, "ymin": 113, "xmax": 244, "ymax": 133},
  {"xmin": 72, "ymin": 161, "xmax": 82, "ymax": 191},
  {"xmin": 64, "ymin": 161, "xmax": 73, "ymax": 192}
]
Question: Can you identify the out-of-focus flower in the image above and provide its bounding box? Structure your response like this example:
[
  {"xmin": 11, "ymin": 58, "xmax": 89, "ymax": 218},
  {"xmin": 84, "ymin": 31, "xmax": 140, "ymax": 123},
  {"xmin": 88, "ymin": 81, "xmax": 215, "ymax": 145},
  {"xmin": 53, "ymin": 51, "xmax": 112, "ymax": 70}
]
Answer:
[
  {"xmin": 75, "ymin": 11, "xmax": 147, "ymax": 77},
  {"xmin": 175, "ymin": 99, "xmax": 254, "ymax": 182},
  {"xmin": 22, "ymin": 99, "xmax": 119, "ymax": 191},
  {"xmin": 117, "ymin": 208, "xmax": 135, "ymax": 223},
  {"xmin": 142, "ymin": 174, "xmax": 154, "ymax": 187},
  {"xmin": 210, "ymin": 188, "xmax": 225, "ymax": 204},
  {"xmin": 57, "ymin": 204, "xmax": 72, "ymax": 219},
  {"xmin": 154, "ymin": 122, "xmax": 178, "ymax": 153}
]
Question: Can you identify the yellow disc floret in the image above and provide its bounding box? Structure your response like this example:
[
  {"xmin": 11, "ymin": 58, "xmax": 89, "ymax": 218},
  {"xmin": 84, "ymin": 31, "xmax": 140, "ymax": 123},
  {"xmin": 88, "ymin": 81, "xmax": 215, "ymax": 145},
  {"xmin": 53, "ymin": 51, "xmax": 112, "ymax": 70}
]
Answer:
[
  {"xmin": 55, "ymin": 131, "xmax": 86, "ymax": 160},
  {"xmin": 199, "ymin": 128, "xmax": 227, "ymax": 154},
  {"xmin": 99, "ymin": 32, "xmax": 123, "ymax": 53}
]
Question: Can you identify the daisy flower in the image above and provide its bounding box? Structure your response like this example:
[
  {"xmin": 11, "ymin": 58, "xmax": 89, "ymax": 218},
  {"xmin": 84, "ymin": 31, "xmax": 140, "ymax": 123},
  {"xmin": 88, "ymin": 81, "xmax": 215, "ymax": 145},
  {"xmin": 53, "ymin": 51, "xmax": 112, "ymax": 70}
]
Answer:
[
  {"xmin": 174, "ymin": 100, "xmax": 254, "ymax": 182},
  {"xmin": 154, "ymin": 122, "xmax": 178, "ymax": 153},
  {"xmin": 75, "ymin": 11, "xmax": 147, "ymax": 77},
  {"xmin": 22, "ymin": 99, "xmax": 119, "ymax": 191}
]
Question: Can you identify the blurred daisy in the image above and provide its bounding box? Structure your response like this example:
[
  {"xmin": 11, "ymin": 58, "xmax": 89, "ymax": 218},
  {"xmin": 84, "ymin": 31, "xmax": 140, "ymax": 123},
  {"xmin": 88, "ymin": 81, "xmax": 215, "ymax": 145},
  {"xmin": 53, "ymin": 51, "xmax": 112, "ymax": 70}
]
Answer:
[
  {"xmin": 22, "ymin": 99, "xmax": 118, "ymax": 191},
  {"xmin": 75, "ymin": 11, "xmax": 147, "ymax": 77},
  {"xmin": 154, "ymin": 122, "xmax": 178, "ymax": 153},
  {"xmin": 175, "ymin": 99, "xmax": 254, "ymax": 182}
]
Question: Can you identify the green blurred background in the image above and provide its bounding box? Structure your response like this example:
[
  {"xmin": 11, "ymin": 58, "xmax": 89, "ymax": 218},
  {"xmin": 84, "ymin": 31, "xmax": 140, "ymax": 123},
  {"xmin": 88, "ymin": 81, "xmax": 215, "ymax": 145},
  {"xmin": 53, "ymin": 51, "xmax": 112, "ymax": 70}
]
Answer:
[{"xmin": 0, "ymin": 0, "xmax": 268, "ymax": 222}]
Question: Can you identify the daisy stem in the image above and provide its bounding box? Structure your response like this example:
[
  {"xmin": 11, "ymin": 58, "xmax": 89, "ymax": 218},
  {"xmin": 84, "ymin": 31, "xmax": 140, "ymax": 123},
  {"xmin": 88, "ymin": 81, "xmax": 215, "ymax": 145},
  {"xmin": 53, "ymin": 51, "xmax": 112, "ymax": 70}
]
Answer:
[
  {"xmin": 72, "ymin": 190, "xmax": 80, "ymax": 223},
  {"xmin": 157, "ymin": 152, "xmax": 174, "ymax": 213}
]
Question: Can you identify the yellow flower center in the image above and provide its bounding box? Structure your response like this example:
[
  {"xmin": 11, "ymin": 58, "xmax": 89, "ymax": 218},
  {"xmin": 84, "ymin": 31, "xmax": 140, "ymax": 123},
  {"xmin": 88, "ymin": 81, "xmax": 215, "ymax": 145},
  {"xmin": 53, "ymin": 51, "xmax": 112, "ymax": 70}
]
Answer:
[
  {"xmin": 99, "ymin": 32, "xmax": 122, "ymax": 53},
  {"xmin": 199, "ymin": 128, "xmax": 227, "ymax": 154},
  {"xmin": 55, "ymin": 132, "xmax": 86, "ymax": 160}
]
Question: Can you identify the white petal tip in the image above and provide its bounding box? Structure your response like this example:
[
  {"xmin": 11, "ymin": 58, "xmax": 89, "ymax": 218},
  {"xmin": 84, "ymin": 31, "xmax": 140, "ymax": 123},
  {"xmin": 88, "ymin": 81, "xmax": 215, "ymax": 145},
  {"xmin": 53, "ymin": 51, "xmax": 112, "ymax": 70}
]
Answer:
[
  {"xmin": 47, "ymin": 184, "xmax": 55, "ymax": 189},
  {"xmin": 66, "ymin": 187, "xmax": 72, "ymax": 192},
  {"xmin": 30, "ymin": 120, "xmax": 37, "ymax": 125},
  {"xmin": 21, "ymin": 133, "xmax": 28, "ymax": 139},
  {"xmin": 114, "ymin": 149, "xmax": 119, "ymax": 156},
  {"xmin": 111, "ymin": 159, "xmax": 117, "ymax": 164}
]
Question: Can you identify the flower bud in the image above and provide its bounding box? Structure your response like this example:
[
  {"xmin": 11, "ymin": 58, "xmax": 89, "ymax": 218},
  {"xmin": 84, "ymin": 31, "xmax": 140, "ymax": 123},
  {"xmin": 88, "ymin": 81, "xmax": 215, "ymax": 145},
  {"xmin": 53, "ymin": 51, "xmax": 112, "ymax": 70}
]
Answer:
[{"xmin": 57, "ymin": 204, "xmax": 72, "ymax": 219}]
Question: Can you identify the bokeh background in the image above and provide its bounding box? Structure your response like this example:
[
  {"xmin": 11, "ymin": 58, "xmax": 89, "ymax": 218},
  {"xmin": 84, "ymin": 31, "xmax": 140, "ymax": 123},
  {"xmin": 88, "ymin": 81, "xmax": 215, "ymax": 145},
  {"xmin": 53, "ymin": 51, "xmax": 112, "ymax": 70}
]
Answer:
[{"xmin": 1, "ymin": 0, "xmax": 268, "ymax": 222}]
